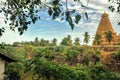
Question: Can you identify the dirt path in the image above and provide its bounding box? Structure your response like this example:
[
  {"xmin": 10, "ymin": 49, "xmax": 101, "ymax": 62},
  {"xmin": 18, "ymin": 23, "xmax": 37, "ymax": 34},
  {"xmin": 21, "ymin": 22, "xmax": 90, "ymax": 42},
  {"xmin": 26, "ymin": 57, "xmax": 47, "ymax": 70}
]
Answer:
[{"xmin": 100, "ymin": 50, "xmax": 112, "ymax": 63}]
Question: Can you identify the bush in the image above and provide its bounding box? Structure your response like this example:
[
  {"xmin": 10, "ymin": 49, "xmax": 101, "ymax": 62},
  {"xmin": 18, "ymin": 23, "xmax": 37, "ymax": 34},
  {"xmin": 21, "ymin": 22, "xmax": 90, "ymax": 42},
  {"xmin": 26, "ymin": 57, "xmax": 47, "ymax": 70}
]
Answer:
[{"xmin": 88, "ymin": 62, "xmax": 119, "ymax": 80}]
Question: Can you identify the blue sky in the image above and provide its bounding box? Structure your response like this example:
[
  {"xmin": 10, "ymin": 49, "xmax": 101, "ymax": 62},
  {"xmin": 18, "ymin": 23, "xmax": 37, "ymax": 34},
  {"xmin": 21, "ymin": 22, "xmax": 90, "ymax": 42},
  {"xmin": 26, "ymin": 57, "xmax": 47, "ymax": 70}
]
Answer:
[{"xmin": 0, "ymin": 0, "xmax": 120, "ymax": 45}]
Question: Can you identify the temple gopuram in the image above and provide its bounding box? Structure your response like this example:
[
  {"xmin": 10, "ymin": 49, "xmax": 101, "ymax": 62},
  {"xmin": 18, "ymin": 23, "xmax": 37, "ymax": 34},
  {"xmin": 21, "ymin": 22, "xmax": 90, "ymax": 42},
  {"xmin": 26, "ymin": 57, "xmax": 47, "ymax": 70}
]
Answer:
[{"xmin": 93, "ymin": 12, "xmax": 120, "ymax": 51}]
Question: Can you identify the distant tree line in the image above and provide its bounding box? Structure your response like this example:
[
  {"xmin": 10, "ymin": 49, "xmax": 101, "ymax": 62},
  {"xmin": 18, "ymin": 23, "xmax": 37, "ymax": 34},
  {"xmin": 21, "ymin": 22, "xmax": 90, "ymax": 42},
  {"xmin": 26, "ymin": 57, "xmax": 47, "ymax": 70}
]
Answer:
[
  {"xmin": 12, "ymin": 35, "xmax": 81, "ymax": 47},
  {"xmin": 12, "ymin": 32, "xmax": 91, "ymax": 47}
]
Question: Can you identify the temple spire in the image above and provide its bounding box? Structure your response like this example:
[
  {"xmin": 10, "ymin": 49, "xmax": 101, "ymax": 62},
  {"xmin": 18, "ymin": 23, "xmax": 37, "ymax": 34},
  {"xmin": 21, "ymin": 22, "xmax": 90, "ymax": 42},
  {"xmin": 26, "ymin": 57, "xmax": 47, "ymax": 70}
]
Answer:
[
  {"xmin": 96, "ymin": 12, "xmax": 114, "ymax": 34},
  {"xmin": 93, "ymin": 12, "xmax": 119, "ymax": 45}
]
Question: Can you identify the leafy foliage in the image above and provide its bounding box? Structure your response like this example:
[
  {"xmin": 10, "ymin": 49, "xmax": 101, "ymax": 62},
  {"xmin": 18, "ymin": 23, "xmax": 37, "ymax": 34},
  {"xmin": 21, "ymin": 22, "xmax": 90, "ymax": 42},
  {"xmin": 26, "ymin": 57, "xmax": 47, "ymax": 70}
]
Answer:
[
  {"xmin": 108, "ymin": 0, "xmax": 120, "ymax": 25},
  {"xmin": 74, "ymin": 37, "xmax": 81, "ymax": 46},
  {"xmin": 93, "ymin": 34, "xmax": 102, "ymax": 45},
  {"xmin": 88, "ymin": 62, "xmax": 119, "ymax": 80},
  {"xmin": 0, "ymin": 0, "xmax": 85, "ymax": 35},
  {"xmin": 34, "ymin": 37, "xmax": 39, "ymax": 46},
  {"xmin": 61, "ymin": 35, "xmax": 73, "ymax": 46},
  {"xmin": 3, "ymin": 45, "xmax": 120, "ymax": 80},
  {"xmin": 83, "ymin": 32, "xmax": 90, "ymax": 45},
  {"xmin": 0, "ymin": 46, "xmax": 26, "ymax": 61},
  {"xmin": 1, "ymin": 36, "xmax": 120, "ymax": 80},
  {"xmin": 85, "ymin": 12, "xmax": 88, "ymax": 20},
  {"xmin": 4, "ymin": 63, "xmax": 24, "ymax": 80},
  {"xmin": 75, "ymin": 14, "xmax": 81, "ymax": 24},
  {"xmin": 105, "ymin": 31, "xmax": 113, "ymax": 44},
  {"xmin": 24, "ymin": 57, "xmax": 119, "ymax": 80},
  {"xmin": 0, "ymin": 27, "xmax": 5, "ymax": 36},
  {"xmin": 106, "ymin": 50, "xmax": 120, "ymax": 73}
]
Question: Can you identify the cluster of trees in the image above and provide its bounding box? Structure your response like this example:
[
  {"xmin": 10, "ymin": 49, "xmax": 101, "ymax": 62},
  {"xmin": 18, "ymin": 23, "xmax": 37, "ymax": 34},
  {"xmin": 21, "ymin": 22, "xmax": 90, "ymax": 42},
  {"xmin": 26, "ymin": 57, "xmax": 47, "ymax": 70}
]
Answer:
[
  {"xmin": 0, "ymin": 0, "xmax": 88, "ymax": 36},
  {"xmin": 24, "ymin": 58, "xmax": 119, "ymax": 80},
  {"xmin": 105, "ymin": 49, "xmax": 120, "ymax": 73},
  {"xmin": 13, "ymin": 37, "xmax": 57, "ymax": 47},
  {"xmin": 3, "ymin": 46, "xmax": 120, "ymax": 80},
  {"xmin": 33, "ymin": 46, "xmax": 99, "ymax": 65},
  {"xmin": 1, "ymin": 43, "xmax": 120, "ymax": 80},
  {"xmin": 12, "ymin": 32, "xmax": 90, "ymax": 47},
  {"xmin": 10, "ymin": 30, "xmax": 116, "ymax": 48},
  {"xmin": 0, "ymin": 0, "xmax": 119, "ymax": 79},
  {"xmin": 5, "ymin": 59, "xmax": 119, "ymax": 80},
  {"xmin": 93, "ymin": 31, "xmax": 113, "ymax": 45},
  {"xmin": 12, "ymin": 30, "xmax": 114, "ymax": 47}
]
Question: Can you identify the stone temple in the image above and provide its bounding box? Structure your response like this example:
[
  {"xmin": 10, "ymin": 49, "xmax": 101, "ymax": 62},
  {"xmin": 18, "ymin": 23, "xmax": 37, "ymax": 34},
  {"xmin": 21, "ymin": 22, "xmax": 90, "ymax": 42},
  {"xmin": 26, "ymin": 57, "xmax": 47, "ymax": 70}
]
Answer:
[{"xmin": 93, "ymin": 12, "xmax": 120, "ymax": 45}]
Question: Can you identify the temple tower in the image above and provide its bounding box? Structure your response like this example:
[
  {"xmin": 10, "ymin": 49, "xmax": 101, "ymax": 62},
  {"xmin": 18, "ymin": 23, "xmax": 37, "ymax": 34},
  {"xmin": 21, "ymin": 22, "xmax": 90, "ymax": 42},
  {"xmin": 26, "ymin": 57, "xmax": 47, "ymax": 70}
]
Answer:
[
  {"xmin": 96, "ymin": 12, "xmax": 115, "ymax": 35},
  {"xmin": 93, "ymin": 12, "xmax": 120, "ymax": 45}
]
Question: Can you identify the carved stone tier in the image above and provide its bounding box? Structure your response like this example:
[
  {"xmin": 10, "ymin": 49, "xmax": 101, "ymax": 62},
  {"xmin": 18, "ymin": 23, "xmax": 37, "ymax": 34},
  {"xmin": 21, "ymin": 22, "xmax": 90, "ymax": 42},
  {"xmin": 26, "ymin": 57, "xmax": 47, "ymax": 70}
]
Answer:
[{"xmin": 93, "ymin": 12, "xmax": 120, "ymax": 45}]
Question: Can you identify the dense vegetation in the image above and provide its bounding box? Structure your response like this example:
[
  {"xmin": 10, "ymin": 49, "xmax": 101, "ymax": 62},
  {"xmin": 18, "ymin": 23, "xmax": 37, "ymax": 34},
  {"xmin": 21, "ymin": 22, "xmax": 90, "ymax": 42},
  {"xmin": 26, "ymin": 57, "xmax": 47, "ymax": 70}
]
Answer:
[
  {"xmin": 0, "ymin": 0, "xmax": 120, "ymax": 79},
  {"xmin": 0, "ymin": 36, "xmax": 120, "ymax": 80},
  {"xmin": 0, "ymin": 0, "xmax": 86, "ymax": 36}
]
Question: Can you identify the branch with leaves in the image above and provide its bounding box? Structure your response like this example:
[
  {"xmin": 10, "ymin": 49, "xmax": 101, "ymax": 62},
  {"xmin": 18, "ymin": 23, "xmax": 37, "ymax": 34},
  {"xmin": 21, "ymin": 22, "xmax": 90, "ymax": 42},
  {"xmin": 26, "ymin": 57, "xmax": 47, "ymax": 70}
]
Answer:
[
  {"xmin": 0, "ymin": 0, "xmax": 89, "ymax": 36},
  {"xmin": 108, "ymin": 0, "xmax": 120, "ymax": 25}
]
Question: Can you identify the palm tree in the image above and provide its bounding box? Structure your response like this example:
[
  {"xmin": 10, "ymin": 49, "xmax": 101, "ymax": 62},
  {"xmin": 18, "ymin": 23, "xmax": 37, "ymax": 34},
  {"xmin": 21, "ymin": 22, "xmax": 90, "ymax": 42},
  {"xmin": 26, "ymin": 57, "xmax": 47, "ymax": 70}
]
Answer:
[
  {"xmin": 83, "ymin": 32, "xmax": 90, "ymax": 45},
  {"xmin": 34, "ymin": 37, "xmax": 39, "ymax": 46},
  {"xmin": 40, "ymin": 39, "xmax": 45, "ymax": 46},
  {"xmin": 105, "ymin": 31, "xmax": 113, "ymax": 44},
  {"xmin": 52, "ymin": 38, "xmax": 57, "ymax": 46},
  {"xmin": 67, "ymin": 35, "xmax": 72, "ymax": 46},
  {"xmin": 61, "ymin": 37, "xmax": 67, "ymax": 45},
  {"xmin": 94, "ymin": 34, "xmax": 102, "ymax": 45},
  {"xmin": 61, "ymin": 35, "xmax": 72, "ymax": 46},
  {"xmin": 74, "ymin": 37, "xmax": 80, "ymax": 46}
]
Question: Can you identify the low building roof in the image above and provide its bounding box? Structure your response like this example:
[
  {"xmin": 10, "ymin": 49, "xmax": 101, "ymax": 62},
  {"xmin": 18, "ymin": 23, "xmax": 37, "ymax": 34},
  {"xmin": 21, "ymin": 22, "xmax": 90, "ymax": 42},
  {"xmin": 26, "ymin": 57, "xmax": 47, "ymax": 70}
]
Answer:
[{"xmin": 0, "ymin": 53, "xmax": 16, "ymax": 62}]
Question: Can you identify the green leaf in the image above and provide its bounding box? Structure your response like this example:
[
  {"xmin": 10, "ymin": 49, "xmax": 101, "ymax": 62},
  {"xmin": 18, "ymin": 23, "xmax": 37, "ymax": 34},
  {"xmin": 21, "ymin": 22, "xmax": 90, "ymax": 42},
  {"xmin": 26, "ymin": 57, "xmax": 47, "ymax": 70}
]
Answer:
[
  {"xmin": 56, "ymin": 12, "xmax": 59, "ymax": 17},
  {"xmin": 48, "ymin": 8, "xmax": 53, "ymax": 16},
  {"xmin": 4, "ymin": 20, "xmax": 7, "ymax": 24},
  {"xmin": 70, "ymin": 23, "xmax": 74, "ymax": 30},
  {"xmin": 35, "ymin": 10, "xmax": 38, "ymax": 13},
  {"xmin": 32, "ymin": 17, "xmax": 38, "ymax": 23},
  {"xmin": 85, "ymin": 12, "xmax": 88, "ymax": 20},
  {"xmin": 75, "ymin": 14, "xmax": 81, "ymax": 24},
  {"xmin": 20, "ymin": 31, "xmax": 23, "ymax": 35},
  {"xmin": 0, "ymin": 10, "xmax": 2, "ymax": 13},
  {"xmin": 27, "ymin": 21, "xmax": 31, "ymax": 24},
  {"xmin": 23, "ymin": 25, "xmax": 28, "ymax": 31},
  {"xmin": 26, "ymin": 0, "xmax": 30, "ymax": 5},
  {"xmin": 62, "ymin": 12, "xmax": 64, "ymax": 16},
  {"xmin": 15, "ymin": 21, "xmax": 18, "ymax": 27},
  {"xmin": 65, "ymin": 11, "xmax": 74, "ymax": 30},
  {"xmin": 38, "ymin": 17, "xmax": 41, "ymax": 20},
  {"xmin": 18, "ymin": 28, "xmax": 21, "ymax": 32},
  {"xmin": 52, "ymin": 13, "xmax": 58, "ymax": 19},
  {"xmin": 53, "ymin": 0, "xmax": 59, "ymax": 5},
  {"xmin": 0, "ymin": 28, "xmax": 5, "ymax": 36},
  {"xmin": 71, "ymin": 9, "xmax": 76, "ymax": 13},
  {"xmin": 65, "ymin": 11, "xmax": 70, "ymax": 21},
  {"xmin": 68, "ymin": 17, "xmax": 74, "ymax": 30}
]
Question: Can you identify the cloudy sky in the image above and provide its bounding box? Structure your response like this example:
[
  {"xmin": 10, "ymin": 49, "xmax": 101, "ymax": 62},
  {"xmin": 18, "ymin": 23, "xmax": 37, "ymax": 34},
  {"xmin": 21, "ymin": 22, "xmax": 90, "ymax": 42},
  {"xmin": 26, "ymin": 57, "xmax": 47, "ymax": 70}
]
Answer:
[{"xmin": 0, "ymin": 0, "xmax": 120, "ymax": 45}]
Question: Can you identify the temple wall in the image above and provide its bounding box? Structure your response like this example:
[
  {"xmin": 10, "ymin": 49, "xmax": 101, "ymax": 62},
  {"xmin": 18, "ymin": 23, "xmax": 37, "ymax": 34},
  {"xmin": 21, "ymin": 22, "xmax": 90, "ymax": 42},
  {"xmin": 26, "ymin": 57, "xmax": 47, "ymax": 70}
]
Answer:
[{"xmin": 93, "ymin": 13, "xmax": 120, "ymax": 45}]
